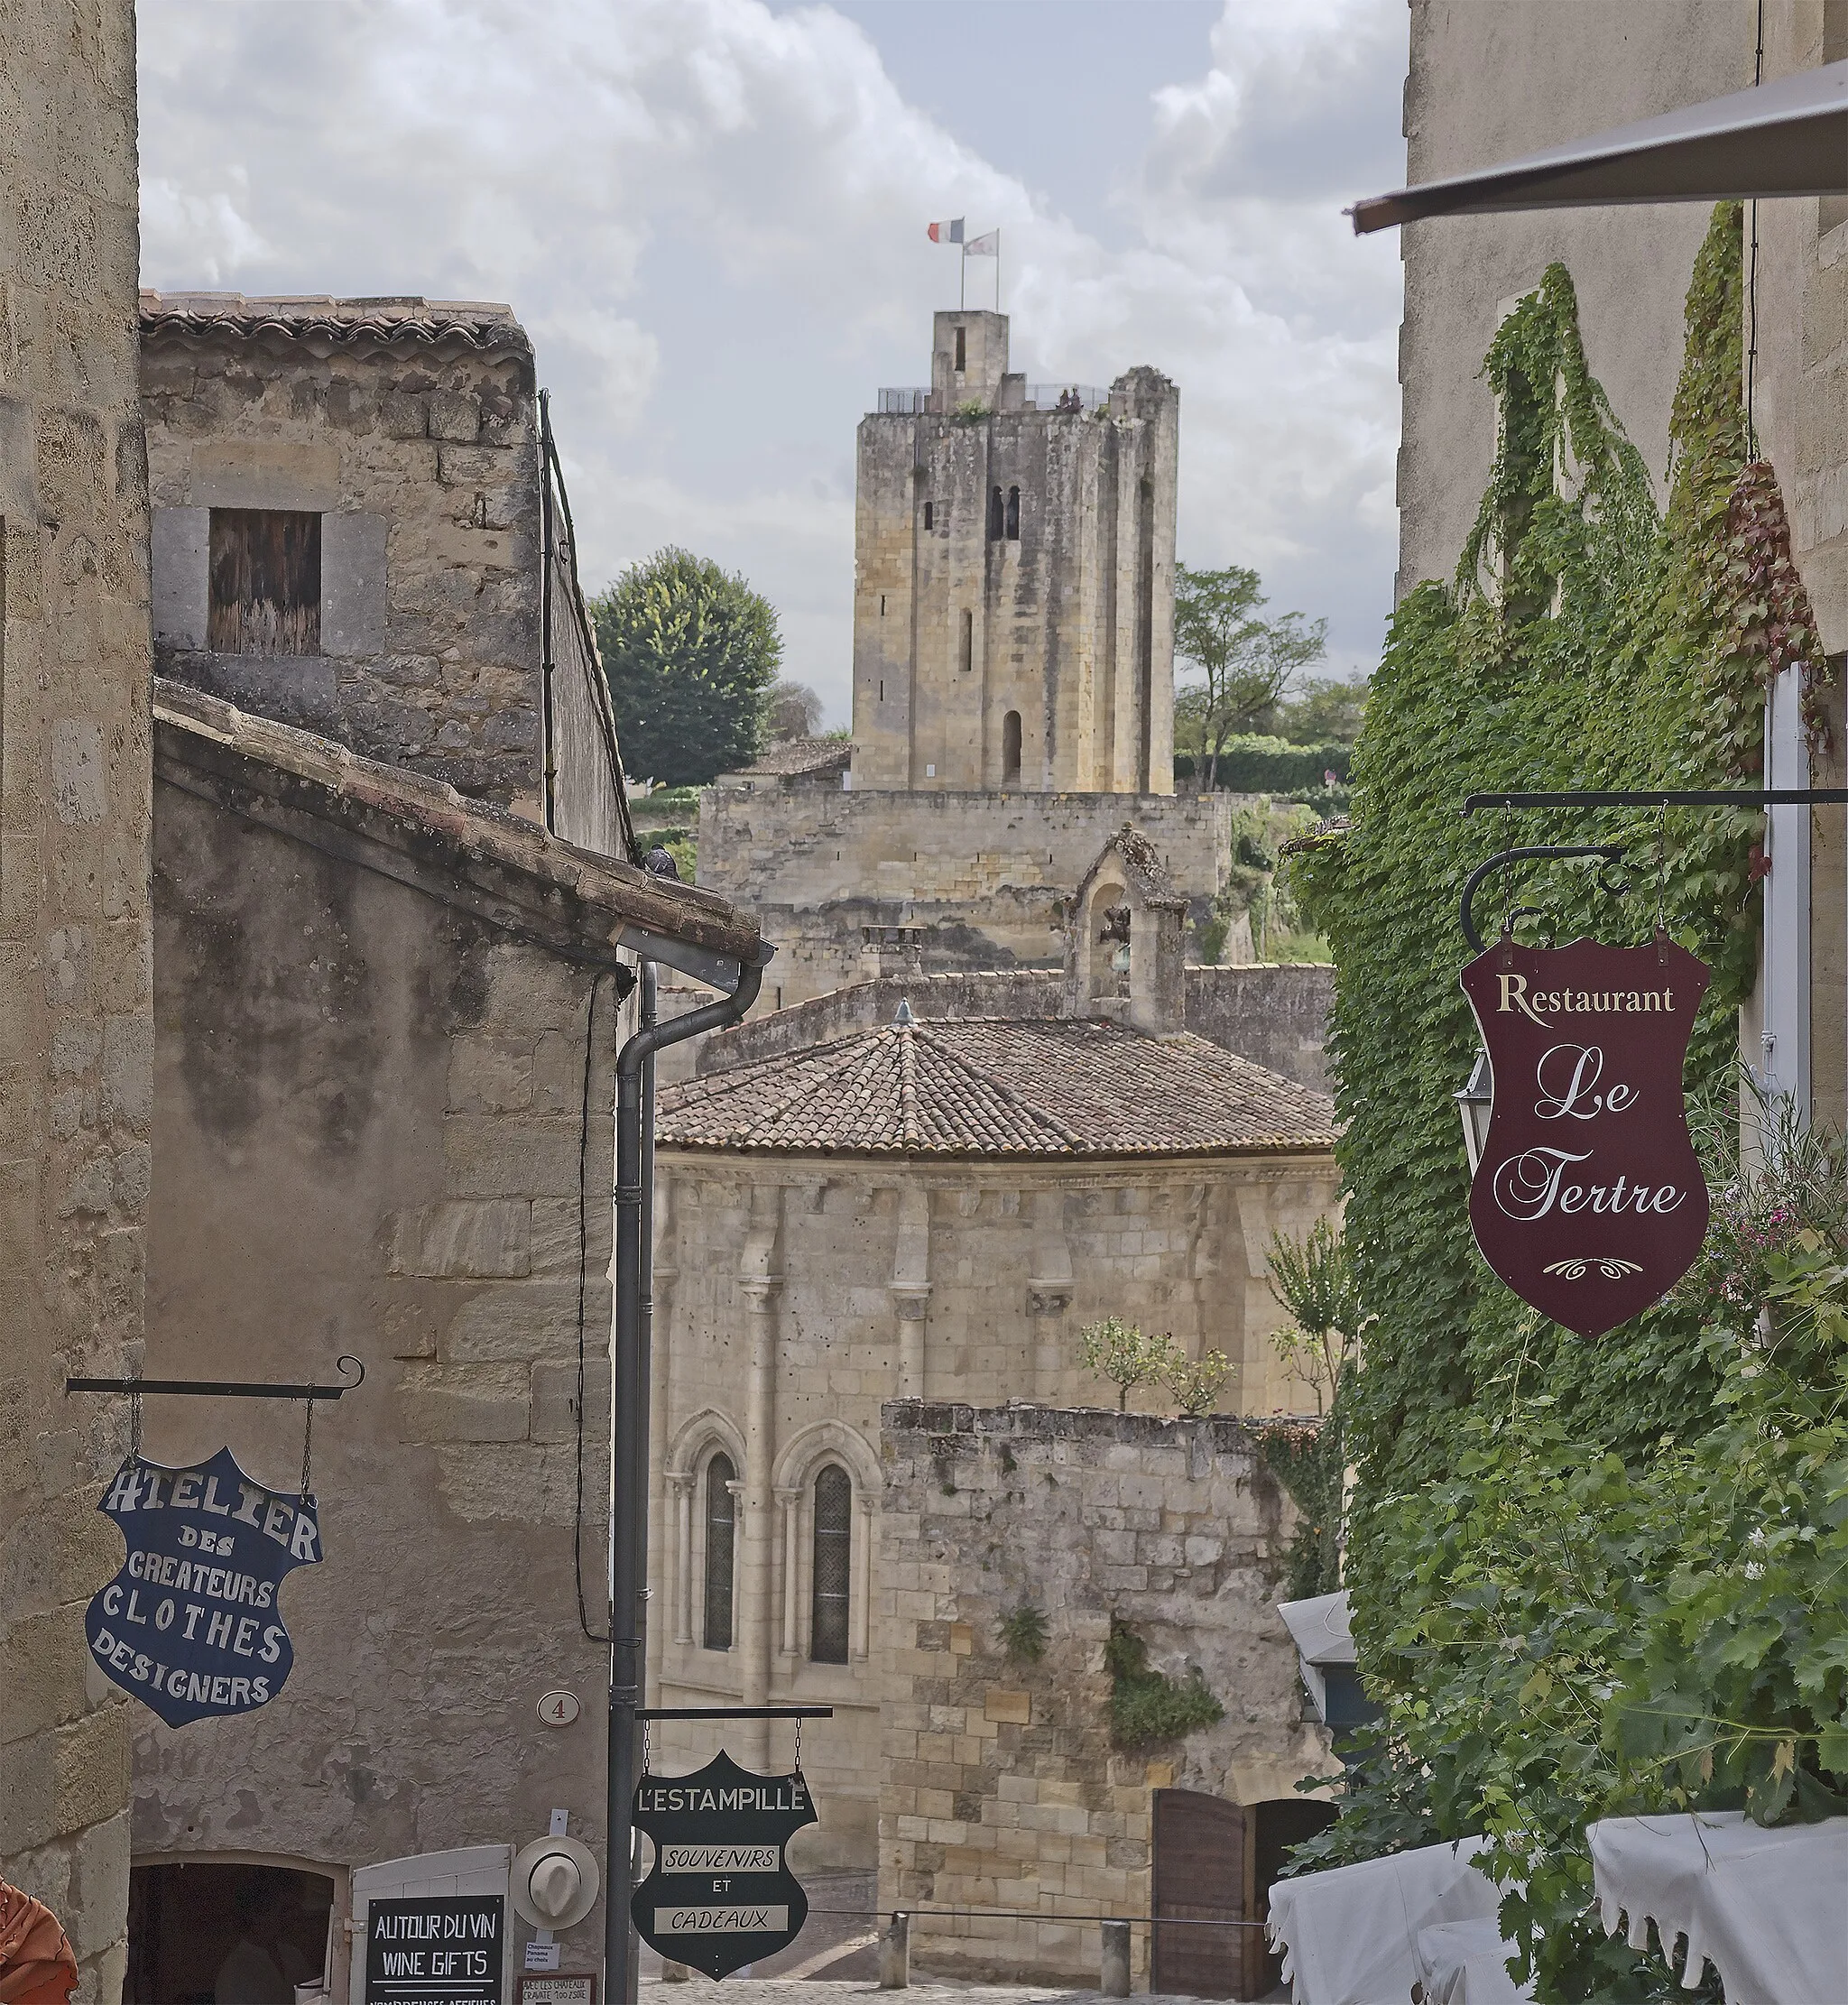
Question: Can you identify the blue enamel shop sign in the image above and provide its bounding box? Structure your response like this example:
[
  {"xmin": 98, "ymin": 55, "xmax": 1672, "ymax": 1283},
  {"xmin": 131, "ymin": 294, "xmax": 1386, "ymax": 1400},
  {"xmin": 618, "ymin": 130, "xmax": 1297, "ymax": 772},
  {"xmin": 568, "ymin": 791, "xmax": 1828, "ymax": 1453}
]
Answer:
[{"xmin": 86, "ymin": 1446, "xmax": 322, "ymax": 1726}]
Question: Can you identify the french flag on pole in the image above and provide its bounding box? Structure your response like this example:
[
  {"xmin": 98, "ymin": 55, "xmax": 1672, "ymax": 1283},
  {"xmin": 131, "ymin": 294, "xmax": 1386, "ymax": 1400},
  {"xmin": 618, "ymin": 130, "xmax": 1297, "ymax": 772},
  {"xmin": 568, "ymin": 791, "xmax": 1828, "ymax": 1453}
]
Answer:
[{"xmin": 927, "ymin": 217, "xmax": 965, "ymax": 244}]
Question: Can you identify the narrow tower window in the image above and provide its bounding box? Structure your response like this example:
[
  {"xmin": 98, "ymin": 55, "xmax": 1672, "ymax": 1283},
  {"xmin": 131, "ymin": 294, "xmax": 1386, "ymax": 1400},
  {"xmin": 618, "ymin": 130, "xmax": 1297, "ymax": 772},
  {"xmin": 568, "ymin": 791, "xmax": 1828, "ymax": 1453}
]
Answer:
[
  {"xmin": 954, "ymin": 325, "xmax": 966, "ymax": 373},
  {"xmin": 1006, "ymin": 485, "xmax": 1021, "ymax": 540},
  {"xmin": 1003, "ymin": 709, "xmax": 1021, "ymax": 783},
  {"xmin": 810, "ymin": 1465, "xmax": 852, "ymax": 1663},
  {"xmin": 960, "ymin": 609, "xmax": 974, "ymax": 673},
  {"xmin": 703, "ymin": 1454, "xmax": 735, "ymax": 1650},
  {"xmin": 923, "ymin": 502, "xmax": 934, "ymax": 531},
  {"xmin": 880, "ymin": 594, "xmax": 886, "ymax": 616},
  {"xmin": 988, "ymin": 486, "xmax": 1004, "ymax": 541}
]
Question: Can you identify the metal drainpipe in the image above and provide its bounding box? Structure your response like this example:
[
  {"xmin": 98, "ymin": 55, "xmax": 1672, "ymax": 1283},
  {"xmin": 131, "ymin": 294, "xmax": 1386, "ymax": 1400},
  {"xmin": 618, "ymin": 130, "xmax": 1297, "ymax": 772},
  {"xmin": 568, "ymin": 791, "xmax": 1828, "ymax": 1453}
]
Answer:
[{"xmin": 608, "ymin": 951, "xmax": 765, "ymax": 2005}]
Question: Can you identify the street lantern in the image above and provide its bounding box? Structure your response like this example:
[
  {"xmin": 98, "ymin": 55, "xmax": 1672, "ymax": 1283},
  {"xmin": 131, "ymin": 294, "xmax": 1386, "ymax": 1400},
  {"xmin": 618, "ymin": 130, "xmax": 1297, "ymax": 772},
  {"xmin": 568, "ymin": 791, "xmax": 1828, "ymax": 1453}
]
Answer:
[{"xmin": 1455, "ymin": 1048, "xmax": 1492, "ymax": 1174}]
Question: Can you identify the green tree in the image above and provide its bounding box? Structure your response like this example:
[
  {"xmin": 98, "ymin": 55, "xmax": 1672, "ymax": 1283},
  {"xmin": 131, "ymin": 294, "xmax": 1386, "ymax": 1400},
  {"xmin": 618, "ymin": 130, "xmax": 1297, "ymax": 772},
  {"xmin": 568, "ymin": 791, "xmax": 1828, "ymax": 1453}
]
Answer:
[
  {"xmin": 1076, "ymin": 1316, "xmax": 1178, "ymax": 1410},
  {"xmin": 591, "ymin": 548, "xmax": 782, "ymax": 786},
  {"xmin": 1173, "ymin": 563, "xmax": 1327, "ymax": 790},
  {"xmin": 1274, "ymin": 673, "xmax": 1369, "ymax": 746}
]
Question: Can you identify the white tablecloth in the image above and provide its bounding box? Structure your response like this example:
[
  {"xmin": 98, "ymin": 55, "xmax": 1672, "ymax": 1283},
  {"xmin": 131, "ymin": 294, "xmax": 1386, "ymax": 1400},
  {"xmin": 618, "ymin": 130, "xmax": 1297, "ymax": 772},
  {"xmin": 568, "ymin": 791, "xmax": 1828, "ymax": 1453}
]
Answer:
[
  {"xmin": 1266, "ymin": 1836, "xmax": 1532, "ymax": 2004},
  {"xmin": 1588, "ymin": 1810, "xmax": 1848, "ymax": 2003}
]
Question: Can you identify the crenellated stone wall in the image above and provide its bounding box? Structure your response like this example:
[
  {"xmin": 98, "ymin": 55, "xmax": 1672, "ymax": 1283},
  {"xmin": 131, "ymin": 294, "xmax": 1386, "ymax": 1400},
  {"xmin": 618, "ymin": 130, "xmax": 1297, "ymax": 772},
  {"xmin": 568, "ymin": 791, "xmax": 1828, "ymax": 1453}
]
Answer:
[
  {"xmin": 877, "ymin": 1402, "xmax": 1331, "ymax": 1984},
  {"xmin": 0, "ymin": 0, "xmax": 151, "ymax": 1988}
]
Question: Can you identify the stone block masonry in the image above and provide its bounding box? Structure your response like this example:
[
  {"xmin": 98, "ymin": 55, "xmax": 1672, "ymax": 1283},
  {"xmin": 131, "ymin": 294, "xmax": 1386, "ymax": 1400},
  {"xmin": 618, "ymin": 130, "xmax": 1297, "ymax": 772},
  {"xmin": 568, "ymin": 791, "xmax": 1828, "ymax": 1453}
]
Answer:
[
  {"xmin": 878, "ymin": 1403, "xmax": 1331, "ymax": 1985},
  {"xmin": 0, "ymin": 0, "xmax": 151, "ymax": 1990},
  {"xmin": 698, "ymin": 786, "xmax": 1233, "ymax": 1011},
  {"xmin": 141, "ymin": 297, "xmax": 545, "ymax": 818}
]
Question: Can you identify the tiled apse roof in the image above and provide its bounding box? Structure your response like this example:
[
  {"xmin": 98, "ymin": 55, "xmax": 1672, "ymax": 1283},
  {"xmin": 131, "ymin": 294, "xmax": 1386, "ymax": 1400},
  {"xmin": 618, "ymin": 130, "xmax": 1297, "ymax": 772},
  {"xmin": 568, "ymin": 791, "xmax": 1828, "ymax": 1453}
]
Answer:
[
  {"xmin": 655, "ymin": 1015, "xmax": 1337, "ymax": 1159},
  {"xmin": 139, "ymin": 291, "xmax": 531, "ymax": 356}
]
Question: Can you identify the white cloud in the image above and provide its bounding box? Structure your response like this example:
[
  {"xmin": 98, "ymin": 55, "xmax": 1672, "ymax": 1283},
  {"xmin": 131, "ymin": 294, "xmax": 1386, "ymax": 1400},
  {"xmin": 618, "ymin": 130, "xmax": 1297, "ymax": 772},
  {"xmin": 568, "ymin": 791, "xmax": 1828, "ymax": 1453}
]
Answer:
[{"xmin": 137, "ymin": 0, "xmax": 1406, "ymax": 710}]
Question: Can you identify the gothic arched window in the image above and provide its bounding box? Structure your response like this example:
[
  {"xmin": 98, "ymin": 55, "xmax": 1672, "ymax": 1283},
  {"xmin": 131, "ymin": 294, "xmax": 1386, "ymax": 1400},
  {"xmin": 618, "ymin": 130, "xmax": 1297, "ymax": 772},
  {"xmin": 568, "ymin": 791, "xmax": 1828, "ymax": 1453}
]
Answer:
[
  {"xmin": 1003, "ymin": 710, "xmax": 1022, "ymax": 783},
  {"xmin": 703, "ymin": 1454, "xmax": 735, "ymax": 1650},
  {"xmin": 988, "ymin": 486, "xmax": 1005, "ymax": 541},
  {"xmin": 1005, "ymin": 485, "xmax": 1021, "ymax": 540},
  {"xmin": 810, "ymin": 1465, "xmax": 852, "ymax": 1664}
]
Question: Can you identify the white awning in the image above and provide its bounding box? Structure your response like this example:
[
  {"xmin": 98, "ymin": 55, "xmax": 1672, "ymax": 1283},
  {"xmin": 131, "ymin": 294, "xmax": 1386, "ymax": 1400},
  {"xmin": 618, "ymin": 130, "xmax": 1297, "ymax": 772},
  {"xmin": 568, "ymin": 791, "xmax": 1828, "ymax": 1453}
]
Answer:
[
  {"xmin": 1266, "ymin": 1835, "xmax": 1534, "ymax": 2005},
  {"xmin": 1588, "ymin": 1810, "xmax": 1848, "ymax": 2004},
  {"xmin": 1279, "ymin": 1588, "xmax": 1356, "ymax": 1667},
  {"xmin": 1352, "ymin": 60, "xmax": 1848, "ymax": 234}
]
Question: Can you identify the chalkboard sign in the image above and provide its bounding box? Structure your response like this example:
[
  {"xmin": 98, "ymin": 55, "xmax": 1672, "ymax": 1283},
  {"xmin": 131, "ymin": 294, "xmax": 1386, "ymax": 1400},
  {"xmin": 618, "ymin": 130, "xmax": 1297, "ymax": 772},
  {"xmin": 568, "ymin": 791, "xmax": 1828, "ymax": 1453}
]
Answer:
[
  {"xmin": 631, "ymin": 1751, "xmax": 817, "ymax": 1979},
  {"xmin": 365, "ymin": 1895, "xmax": 505, "ymax": 2005},
  {"xmin": 85, "ymin": 1446, "xmax": 322, "ymax": 1727}
]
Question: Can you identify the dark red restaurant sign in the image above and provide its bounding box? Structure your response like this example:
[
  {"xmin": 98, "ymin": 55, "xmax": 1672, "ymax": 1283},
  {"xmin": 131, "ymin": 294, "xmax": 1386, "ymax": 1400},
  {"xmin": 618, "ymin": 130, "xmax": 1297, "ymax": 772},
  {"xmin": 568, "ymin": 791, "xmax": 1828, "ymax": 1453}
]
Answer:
[{"xmin": 1461, "ymin": 936, "xmax": 1711, "ymax": 1337}]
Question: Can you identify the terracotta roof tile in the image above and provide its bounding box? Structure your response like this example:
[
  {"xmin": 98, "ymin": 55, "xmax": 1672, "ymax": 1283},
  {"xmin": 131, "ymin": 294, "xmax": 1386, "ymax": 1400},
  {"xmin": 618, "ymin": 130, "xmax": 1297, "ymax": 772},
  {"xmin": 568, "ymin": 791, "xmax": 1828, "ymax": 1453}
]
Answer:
[
  {"xmin": 656, "ymin": 1015, "xmax": 1336, "ymax": 1159},
  {"xmin": 139, "ymin": 291, "xmax": 530, "ymax": 356}
]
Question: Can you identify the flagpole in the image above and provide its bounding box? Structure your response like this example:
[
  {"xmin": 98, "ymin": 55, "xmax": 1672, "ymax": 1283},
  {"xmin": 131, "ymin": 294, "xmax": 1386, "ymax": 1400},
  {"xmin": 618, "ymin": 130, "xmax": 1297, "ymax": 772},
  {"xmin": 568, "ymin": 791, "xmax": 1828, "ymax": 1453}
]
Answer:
[
  {"xmin": 996, "ymin": 229, "xmax": 1002, "ymax": 313},
  {"xmin": 960, "ymin": 244, "xmax": 966, "ymax": 311}
]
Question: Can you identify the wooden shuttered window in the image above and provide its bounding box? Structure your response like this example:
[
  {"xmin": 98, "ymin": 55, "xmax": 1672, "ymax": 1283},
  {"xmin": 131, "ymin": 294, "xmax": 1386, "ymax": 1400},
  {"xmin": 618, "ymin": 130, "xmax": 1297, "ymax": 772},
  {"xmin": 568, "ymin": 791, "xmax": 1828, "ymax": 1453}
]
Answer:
[{"xmin": 208, "ymin": 509, "xmax": 321, "ymax": 656}]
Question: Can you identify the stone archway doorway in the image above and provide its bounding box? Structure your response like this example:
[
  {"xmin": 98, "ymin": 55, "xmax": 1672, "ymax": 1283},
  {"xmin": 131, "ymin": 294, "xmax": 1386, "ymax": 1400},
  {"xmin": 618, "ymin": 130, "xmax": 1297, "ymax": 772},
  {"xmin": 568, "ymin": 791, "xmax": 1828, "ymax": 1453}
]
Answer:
[
  {"xmin": 127, "ymin": 1861, "xmax": 335, "ymax": 2005},
  {"xmin": 1150, "ymin": 1789, "xmax": 1336, "ymax": 1998}
]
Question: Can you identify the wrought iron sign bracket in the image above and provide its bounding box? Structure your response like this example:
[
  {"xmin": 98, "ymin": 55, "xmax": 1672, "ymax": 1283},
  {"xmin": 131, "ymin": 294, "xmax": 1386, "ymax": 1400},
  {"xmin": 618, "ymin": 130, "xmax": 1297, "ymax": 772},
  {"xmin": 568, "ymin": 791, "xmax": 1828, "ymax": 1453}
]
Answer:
[
  {"xmin": 634, "ymin": 1706, "xmax": 834, "ymax": 1721},
  {"xmin": 66, "ymin": 1354, "xmax": 366, "ymax": 1401},
  {"xmin": 1457, "ymin": 788, "xmax": 1848, "ymax": 953}
]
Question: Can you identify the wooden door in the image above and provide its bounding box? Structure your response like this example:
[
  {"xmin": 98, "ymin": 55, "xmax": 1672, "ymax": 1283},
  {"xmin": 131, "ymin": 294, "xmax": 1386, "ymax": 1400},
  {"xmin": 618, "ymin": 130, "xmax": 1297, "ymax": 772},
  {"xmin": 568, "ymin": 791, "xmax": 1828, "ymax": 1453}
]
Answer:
[{"xmin": 1150, "ymin": 1788, "xmax": 1261, "ymax": 1999}]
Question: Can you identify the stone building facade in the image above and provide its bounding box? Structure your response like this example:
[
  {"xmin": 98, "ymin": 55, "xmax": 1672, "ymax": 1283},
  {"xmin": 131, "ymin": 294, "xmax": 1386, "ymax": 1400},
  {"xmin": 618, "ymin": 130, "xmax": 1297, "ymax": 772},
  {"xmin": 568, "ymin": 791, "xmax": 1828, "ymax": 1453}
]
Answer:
[
  {"xmin": 696, "ymin": 310, "xmax": 1221, "ymax": 1012},
  {"xmin": 0, "ymin": 0, "xmax": 151, "ymax": 1993},
  {"xmin": 140, "ymin": 292, "xmax": 626, "ymax": 859},
  {"xmin": 644, "ymin": 875, "xmax": 1340, "ymax": 1893},
  {"xmin": 880, "ymin": 1403, "xmax": 1333, "ymax": 1988},
  {"xmin": 129, "ymin": 681, "xmax": 762, "ymax": 1993},
  {"xmin": 852, "ymin": 311, "xmax": 1178, "ymax": 797}
]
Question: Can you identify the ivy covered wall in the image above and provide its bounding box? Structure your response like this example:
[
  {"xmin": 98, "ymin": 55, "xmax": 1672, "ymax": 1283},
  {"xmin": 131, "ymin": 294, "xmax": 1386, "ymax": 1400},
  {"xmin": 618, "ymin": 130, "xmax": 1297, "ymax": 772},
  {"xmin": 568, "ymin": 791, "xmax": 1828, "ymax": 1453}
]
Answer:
[{"xmin": 1290, "ymin": 207, "xmax": 1847, "ymax": 2002}]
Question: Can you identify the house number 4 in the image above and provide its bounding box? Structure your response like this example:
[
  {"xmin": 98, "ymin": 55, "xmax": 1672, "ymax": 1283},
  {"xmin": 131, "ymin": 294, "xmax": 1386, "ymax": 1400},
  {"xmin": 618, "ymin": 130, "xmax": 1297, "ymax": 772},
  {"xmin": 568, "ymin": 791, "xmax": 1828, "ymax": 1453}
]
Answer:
[{"xmin": 537, "ymin": 1690, "xmax": 580, "ymax": 1727}]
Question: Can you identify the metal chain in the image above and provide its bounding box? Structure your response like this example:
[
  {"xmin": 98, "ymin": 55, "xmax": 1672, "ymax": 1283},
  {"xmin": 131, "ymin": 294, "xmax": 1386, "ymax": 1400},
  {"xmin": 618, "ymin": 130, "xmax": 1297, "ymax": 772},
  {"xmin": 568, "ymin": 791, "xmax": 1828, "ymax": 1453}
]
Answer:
[
  {"xmin": 1655, "ymin": 803, "xmax": 1669, "ymax": 940},
  {"xmin": 128, "ymin": 1377, "xmax": 143, "ymax": 1462},
  {"xmin": 642, "ymin": 1718, "xmax": 652, "ymax": 1775},
  {"xmin": 793, "ymin": 1715, "xmax": 802, "ymax": 1775},
  {"xmin": 299, "ymin": 1387, "xmax": 316, "ymax": 1502}
]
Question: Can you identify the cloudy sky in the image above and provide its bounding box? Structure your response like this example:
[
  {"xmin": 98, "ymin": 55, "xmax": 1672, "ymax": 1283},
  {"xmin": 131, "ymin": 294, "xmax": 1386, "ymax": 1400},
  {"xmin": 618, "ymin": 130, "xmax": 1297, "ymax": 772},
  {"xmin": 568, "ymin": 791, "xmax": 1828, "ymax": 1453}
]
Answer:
[{"xmin": 137, "ymin": 0, "xmax": 1408, "ymax": 725}]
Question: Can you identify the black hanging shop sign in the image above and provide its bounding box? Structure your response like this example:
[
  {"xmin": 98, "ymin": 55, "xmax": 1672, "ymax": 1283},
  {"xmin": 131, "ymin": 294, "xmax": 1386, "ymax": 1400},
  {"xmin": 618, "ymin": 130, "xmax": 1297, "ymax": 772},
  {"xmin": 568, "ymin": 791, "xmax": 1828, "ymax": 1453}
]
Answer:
[
  {"xmin": 86, "ymin": 1445, "xmax": 322, "ymax": 1725},
  {"xmin": 632, "ymin": 1750, "xmax": 817, "ymax": 1978},
  {"xmin": 66, "ymin": 1354, "xmax": 362, "ymax": 1727}
]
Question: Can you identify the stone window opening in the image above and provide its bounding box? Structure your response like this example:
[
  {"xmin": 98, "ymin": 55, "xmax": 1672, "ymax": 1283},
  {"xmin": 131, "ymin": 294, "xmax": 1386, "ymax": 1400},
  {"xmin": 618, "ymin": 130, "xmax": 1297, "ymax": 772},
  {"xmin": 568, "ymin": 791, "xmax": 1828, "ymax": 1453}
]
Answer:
[
  {"xmin": 702, "ymin": 1451, "xmax": 737, "ymax": 1650},
  {"xmin": 988, "ymin": 486, "xmax": 1005, "ymax": 541},
  {"xmin": 208, "ymin": 508, "xmax": 321, "ymax": 656},
  {"xmin": 1005, "ymin": 485, "xmax": 1021, "ymax": 540},
  {"xmin": 810, "ymin": 1464, "xmax": 853, "ymax": 1664},
  {"xmin": 1002, "ymin": 709, "xmax": 1022, "ymax": 784},
  {"xmin": 960, "ymin": 608, "xmax": 974, "ymax": 673},
  {"xmin": 1090, "ymin": 894, "xmax": 1132, "ymax": 1005},
  {"xmin": 878, "ymin": 679, "xmax": 885, "ymax": 703},
  {"xmin": 880, "ymin": 594, "xmax": 886, "ymax": 617},
  {"xmin": 954, "ymin": 325, "xmax": 966, "ymax": 373},
  {"xmin": 923, "ymin": 501, "xmax": 934, "ymax": 531}
]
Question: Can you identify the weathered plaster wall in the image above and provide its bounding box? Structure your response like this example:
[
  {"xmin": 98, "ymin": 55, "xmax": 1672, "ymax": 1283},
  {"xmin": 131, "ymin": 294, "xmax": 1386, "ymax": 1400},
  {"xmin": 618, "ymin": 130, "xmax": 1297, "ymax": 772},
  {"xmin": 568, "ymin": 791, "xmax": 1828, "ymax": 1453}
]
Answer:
[
  {"xmin": 643, "ymin": 1148, "xmax": 1338, "ymax": 1876},
  {"xmin": 851, "ymin": 318, "xmax": 1178, "ymax": 798},
  {"xmin": 1399, "ymin": 2, "xmax": 1747, "ymax": 597},
  {"xmin": 696, "ymin": 787, "xmax": 1232, "ymax": 1010},
  {"xmin": 143, "ymin": 781, "xmax": 614, "ymax": 1988},
  {"xmin": 0, "ymin": 0, "xmax": 150, "ymax": 1990},
  {"xmin": 878, "ymin": 1403, "xmax": 1329, "ymax": 1984},
  {"xmin": 142, "ymin": 318, "xmax": 545, "ymax": 818}
]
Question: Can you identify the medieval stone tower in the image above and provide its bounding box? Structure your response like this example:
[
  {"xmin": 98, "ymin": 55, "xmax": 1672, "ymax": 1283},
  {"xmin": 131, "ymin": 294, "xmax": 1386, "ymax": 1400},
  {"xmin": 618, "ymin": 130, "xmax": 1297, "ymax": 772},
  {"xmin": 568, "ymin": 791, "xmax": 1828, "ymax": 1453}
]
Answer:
[
  {"xmin": 698, "ymin": 310, "xmax": 1224, "ymax": 1012},
  {"xmin": 851, "ymin": 311, "xmax": 1179, "ymax": 795}
]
